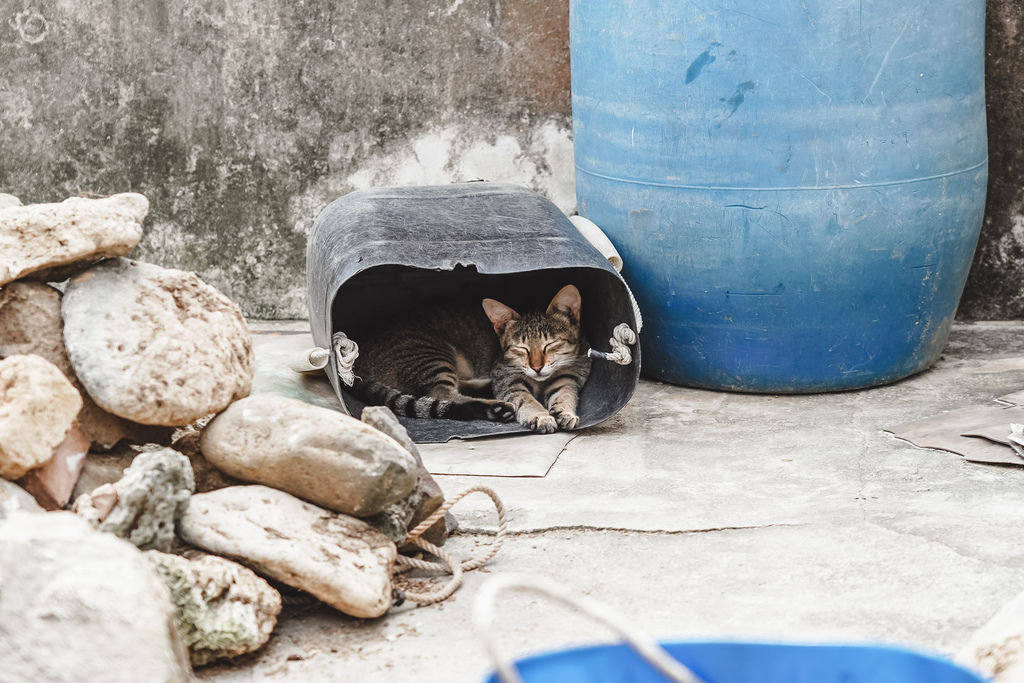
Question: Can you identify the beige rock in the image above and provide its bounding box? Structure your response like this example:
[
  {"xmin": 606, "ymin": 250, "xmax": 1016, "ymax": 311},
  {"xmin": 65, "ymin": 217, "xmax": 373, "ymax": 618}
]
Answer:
[
  {"xmin": 178, "ymin": 486, "xmax": 396, "ymax": 618},
  {"xmin": 200, "ymin": 395, "xmax": 417, "ymax": 516},
  {"xmin": 146, "ymin": 550, "xmax": 282, "ymax": 667},
  {"xmin": 0, "ymin": 194, "xmax": 21, "ymax": 209},
  {"xmin": 18, "ymin": 423, "xmax": 89, "ymax": 510},
  {"xmin": 0, "ymin": 511, "xmax": 191, "ymax": 683},
  {"xmin": 0, "ymin": 280, "xmax": 135, "ymax": 448},
  {"xmin": 0, "ymin": 281, "xmax": 73, "ymax": 373},
  {"xmin": 62, "ymin": 258, "xmax": 254, "ymax": 426},
  {"xmin": 0, "ymin": 193, "xmax": 147, "ymax": 285},
  {"xmin": 0, "ymin": 354, "xmax": 82, "ymax": 480},
  {"xmin": 0, "ymin": 479, "xmax": 43, "ymax": 518}
]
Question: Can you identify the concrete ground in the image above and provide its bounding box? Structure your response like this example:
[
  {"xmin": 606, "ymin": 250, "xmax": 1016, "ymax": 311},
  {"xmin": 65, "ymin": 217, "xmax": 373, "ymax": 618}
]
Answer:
[{"xmin": 203, "ymin": 321, "xmax": 1024, "ymax": 682}]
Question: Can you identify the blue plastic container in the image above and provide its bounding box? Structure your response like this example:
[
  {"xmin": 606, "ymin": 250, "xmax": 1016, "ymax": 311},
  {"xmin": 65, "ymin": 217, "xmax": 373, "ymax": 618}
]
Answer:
[
  {"xmin": 483, "ymin": 641, "xmax": 988, "ymax": 683},
  {"xmin": 570, "ymin": 0, "xmax": 988, "ymax": 392}
]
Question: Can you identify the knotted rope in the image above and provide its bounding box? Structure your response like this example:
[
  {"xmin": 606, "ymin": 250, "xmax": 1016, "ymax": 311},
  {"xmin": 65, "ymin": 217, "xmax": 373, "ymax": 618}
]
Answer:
[
  {"xmin": 331, "ymin": 331, "xmax": 359, "ymax": 387},
  {"xmin": 394, "ymin": 485, "xmax": 507, "ymax": 605},
  {"xmin": 588, "ymin": 323, "xmax": 638, "ymax": 365}
]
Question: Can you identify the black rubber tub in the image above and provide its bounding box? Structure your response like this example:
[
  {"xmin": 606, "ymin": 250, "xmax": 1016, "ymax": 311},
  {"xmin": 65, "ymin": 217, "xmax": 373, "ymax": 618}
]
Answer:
[{"xmin": 306, "ymin": 183, "xmax": 641, "ymax": 442}]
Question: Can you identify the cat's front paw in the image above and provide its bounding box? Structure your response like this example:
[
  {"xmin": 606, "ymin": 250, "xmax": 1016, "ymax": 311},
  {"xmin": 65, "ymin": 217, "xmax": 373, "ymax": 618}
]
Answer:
[
  {"xmin": 486, "ymin": 401, "xmax": 516, "ymax": 423},
  {"xmin": 525, "ymin": 413, "xmax": 558, "ymax": 434},
  {"xmin": 552, "ymin": 409, "xmax": 579, "ymax": 431}
]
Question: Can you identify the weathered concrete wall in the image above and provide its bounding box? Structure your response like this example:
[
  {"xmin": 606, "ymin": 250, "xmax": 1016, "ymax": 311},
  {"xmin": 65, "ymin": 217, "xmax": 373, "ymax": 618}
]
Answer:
[
  {"xmin": 0, "ymin": 0, "xmax": 572, "ymax": 318},
  {"xmin": 0, "ymin": 0, "xmax": 1021, "ymax": 319},
  {"xmin": 960, "ymin": 0, "xmax": 1024, "ymax": 319}
]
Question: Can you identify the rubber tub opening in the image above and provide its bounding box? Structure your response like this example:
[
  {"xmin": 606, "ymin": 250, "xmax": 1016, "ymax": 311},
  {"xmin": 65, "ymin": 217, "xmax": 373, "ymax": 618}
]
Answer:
[{"xmin": 306, "ymin": 183, "xmax": 641, "ymax": 443}]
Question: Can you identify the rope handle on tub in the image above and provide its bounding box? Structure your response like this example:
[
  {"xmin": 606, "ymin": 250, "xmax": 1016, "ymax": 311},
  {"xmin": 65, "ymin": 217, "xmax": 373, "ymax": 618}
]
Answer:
[{"xmin": 588, "ymin": 323, "xmax": 638, "ymax": 365}]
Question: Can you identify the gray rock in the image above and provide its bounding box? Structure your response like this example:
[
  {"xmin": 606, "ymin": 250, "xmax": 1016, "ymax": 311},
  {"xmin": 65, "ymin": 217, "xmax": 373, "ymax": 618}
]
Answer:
[
  {"xmin": 0, "ymin": 354, "xmax": 82, "ymax": 480},
  {"xmin": 62, "ymin": 258, "xmax": 254, "ymax": 426},
  {"xmin": 0, "ymin": 478, "xmax": 43, "ymax": 518},
  {"xmin": 71, "ymin": 444, "xmax": 137, "ymax": 503},
  {"xmin": 0, "ymin": 280, "xmax": 134, "ymax": 448},
  {"xmin": 0, "ymin": 511, "xmax": 191, "ymax": 683},
  {"xmin": 200, "ymin": 395, "xmax": 417, "ymax": 516},
  {"xmin": 178, "ymin": 485, "xmax": 396, "ymax": 618},
  {"xmin": 146, "ymin": 550, "xmax": 282, "ymax": 667},
  {"xmin": 73, "ymin": 447, "xmax": 195, "ymax": 551},
  {"xmin": 0, "ymin": 193, "xmax": 147, "ymax": 286},
  {"xmin": 361, "ymin": 407, "xmax": 447, "ymax": 547}
]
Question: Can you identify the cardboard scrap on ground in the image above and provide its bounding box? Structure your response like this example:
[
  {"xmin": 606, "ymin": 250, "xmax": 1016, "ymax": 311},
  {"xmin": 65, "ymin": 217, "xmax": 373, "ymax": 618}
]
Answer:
[
  {"xmin": 418, "ymin": 432, "xmax": 573, "ymax": 477},
  {"xmin": 885, "ymin": 403, "xmax": 1024, "ymax": 466}
]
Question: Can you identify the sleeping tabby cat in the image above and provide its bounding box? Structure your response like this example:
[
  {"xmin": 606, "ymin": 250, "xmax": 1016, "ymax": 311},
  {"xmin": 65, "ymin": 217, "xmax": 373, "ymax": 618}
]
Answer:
[{"xmin": 350, "ymin": 285, "xmax": 591, "ymax": 433}]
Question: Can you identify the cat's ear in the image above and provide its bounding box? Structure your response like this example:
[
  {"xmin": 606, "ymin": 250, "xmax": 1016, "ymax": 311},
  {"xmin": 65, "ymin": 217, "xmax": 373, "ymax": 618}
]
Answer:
[
  {"xmin": 547, "ymin": 285, "xmax": 581, "ymax": 323},
  {"xmin": 482, "ymin": 298, "xmax": 520, "ymax": 334}
]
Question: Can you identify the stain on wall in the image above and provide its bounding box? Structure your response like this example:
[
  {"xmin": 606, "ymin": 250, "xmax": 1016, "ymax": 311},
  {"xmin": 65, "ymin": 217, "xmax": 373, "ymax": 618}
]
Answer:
[{"xmin": 0, "ymin": 0, "xmax": 1021, "ymax": 319}]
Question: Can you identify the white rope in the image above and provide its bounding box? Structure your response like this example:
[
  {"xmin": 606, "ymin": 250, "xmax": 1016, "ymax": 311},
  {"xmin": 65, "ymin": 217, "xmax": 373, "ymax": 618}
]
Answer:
[
  {"xmin": 331, "ymin": 331, "xmax": 359, "ymax": 387},
  {"xmin": 623, "ymin": 279, "xmax": 644, "ymax": 332},
  {"xmin": 393, "ymin": 485, "xmax": 508, "ymax": 605},
  {"xmin": 588, "ymin": 323, "xmax": 638, "ymax": 365},
  {"xmin": 473, "ymin": 574, "xmax": 705, "ymax": 683}
]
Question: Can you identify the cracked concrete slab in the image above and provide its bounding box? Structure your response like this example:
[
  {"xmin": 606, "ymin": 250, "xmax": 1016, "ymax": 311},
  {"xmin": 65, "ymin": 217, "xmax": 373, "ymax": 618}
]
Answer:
[{"xmin": 224, "ymin": 321, "xmax": 1024, "ymax": 682}]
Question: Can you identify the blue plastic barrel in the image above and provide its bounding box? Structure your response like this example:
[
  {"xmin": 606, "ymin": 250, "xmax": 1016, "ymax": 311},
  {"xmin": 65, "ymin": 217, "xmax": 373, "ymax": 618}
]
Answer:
[
  {"xmin": 483, "ymin": 641, "xmax": 988, "ymax": 683},
  {"xmin": 571, "ymin": 0, "xmax": 988, "ymax": 392}
]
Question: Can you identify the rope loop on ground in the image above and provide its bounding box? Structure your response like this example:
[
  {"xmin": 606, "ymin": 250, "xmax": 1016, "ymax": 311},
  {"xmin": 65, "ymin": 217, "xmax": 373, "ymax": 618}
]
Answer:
[
  {"xmin": 588, "ymin": 322, "xmax": 638, "ymax": 365},
  {"xmin": 331, "ymin": 331, "xmax": 359, "ymax": 387},
  {"xmin": 394, "ymin": 485, "xmax": 508, "ymax": 605}
]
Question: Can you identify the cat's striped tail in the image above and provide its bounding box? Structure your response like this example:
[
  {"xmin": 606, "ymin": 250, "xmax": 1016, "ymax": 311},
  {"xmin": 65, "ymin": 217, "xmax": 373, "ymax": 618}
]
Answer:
[
  {"xmin": 347, "ymin": 376, "xmax": 517, "ymax": 422},
  {"xmin": 349, "ymin": 378, "xmax": 455, "ymax": 418}
]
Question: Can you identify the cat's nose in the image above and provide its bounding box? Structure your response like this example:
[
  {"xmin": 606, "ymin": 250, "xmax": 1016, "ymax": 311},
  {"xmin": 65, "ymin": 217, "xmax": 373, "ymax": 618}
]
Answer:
[{"xmin": 530, "ymin": 361, "xmax": 544, "ymax": 372}]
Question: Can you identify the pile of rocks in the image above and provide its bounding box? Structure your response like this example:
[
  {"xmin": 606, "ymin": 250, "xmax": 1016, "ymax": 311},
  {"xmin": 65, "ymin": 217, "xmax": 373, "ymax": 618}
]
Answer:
[{"xmin": 0, "ymin": 193, "xmax": 448, "ymax": 681}]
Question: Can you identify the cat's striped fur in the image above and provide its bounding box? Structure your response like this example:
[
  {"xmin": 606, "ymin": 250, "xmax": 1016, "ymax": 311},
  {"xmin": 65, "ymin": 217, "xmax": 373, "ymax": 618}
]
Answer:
[{"xmin": 350, "ymin": 285, "xmax": 590, "ymax": 432}]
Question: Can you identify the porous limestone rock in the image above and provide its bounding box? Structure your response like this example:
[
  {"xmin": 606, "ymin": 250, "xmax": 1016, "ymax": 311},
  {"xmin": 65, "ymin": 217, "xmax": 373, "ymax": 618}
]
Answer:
[
  {"xmin": 0, "ymin": 280, "xmax": 134, "ymax": 448},
  {"xmin": 73, "ymin": 447, "xmax": 195, "ymax": 551},
  {"xmin": 0, "ymin": 281, "xmax": 72, "ymax": 373},
  {"xmin": 0, "ymin": 354, "xmax": 82, "ymax": 480},
  {"xmin": 0, "ymin": 478, "xmax": 43, "ymax": 518},
  {"xmin": 178, "ymin": 485, "xmax": 397, "ymax": 618},
  {"xmin": 361, "ymin": 406, "xmax": 447, "ymax": 547},
  {"xmin": 200, "ymin": 395, "xmax": 417, "ymax": 516},
  {"xmin": 959, "ymin": 589, "xmax": 1024, "ymax": 682},
  {"xmin": 62, "ymin": 258, "xmax": 254, "ymax": 426},
  {"xmin": 146, "ymin": 550, "xmax": 282, "ymax": 667},
  {"xmin": 0, "ymin": 193, "xmax": 147, "ymax": 285},
  {"xmin": 0, "ymin": 511, "xmax": 191, "ymax": 683}
]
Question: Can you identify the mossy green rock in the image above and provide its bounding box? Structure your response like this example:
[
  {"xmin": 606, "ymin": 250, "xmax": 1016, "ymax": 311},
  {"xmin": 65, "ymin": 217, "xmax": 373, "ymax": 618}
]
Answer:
[{"xmin": 146, "ymin": 551, "xmax": 281, "ymax": 667}]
